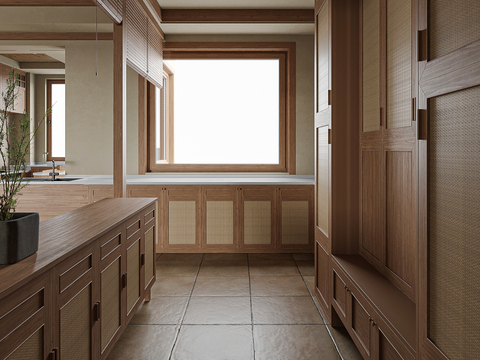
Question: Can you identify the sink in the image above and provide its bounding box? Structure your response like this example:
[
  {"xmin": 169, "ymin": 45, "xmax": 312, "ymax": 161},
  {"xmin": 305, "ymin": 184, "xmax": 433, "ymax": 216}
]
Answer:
[{"xmin": 24, "ymin": 177, "xmax": 81, "ymax": 182}]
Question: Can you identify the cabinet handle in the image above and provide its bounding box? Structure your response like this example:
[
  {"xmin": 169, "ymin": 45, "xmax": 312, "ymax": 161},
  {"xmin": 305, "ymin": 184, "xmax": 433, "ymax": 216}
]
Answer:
[
  {"xmin": 94, "ymin": 301, "xmax": 101, "ymax": 322},
  {"xmin": 49, "ymin": 348, "xmax": 58, "ymax": 360},
  {"xmin": 122, "ymin": 272, "xmax": 127, "ymax": 288},
  {"xmin": 141, "ymin": 253, "xmax": 146, "ymax": 266}
]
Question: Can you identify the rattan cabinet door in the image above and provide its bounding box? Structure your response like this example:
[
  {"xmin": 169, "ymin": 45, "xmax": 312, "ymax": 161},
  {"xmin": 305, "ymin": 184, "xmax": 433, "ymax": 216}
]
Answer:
[
  {"xmin": 98, "ymin": 225, "xmax": 125, "ymax": 360},
  {"xmin": 143, "ymin": 205, "xmax": 156, "ymax": 292},
  {"xmin": 54, "ymin": 244, "xmax": 97, "ymax": 360},
  {"xmin": 125, "ymin": 214, "xmax": 142, "ymax": 323},
  {"xmin": 0, "ymin": 273, "xmax": 52, "ymax": 360}
]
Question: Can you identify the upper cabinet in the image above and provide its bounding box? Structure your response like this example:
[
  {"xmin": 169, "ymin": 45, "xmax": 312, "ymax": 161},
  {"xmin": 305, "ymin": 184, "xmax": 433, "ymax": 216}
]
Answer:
[
  {"xmin": 359, "ymin": 0, "xmax": 417, "ymax": 301},
  {"xmin": 0, "ymin": 64, "xmax": 26, "ymax": 114}
]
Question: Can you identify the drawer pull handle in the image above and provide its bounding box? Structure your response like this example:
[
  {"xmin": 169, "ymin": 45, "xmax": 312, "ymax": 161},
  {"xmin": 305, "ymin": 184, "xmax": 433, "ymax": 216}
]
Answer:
[
  {"xmin": 49, "ymin": 348, "xmax": 58, "ymax": 360},
  {"xmin": 141, "ymin": 253, "xmax": 146, "ymax": 266}
]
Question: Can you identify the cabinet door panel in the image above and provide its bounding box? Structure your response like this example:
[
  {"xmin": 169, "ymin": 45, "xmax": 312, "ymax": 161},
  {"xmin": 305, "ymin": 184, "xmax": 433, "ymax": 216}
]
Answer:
[
  {"xmin": 386, "ymin": 0, "xmax": 412, "ymax": 130},
  {"xmin": 351, "ymin": 294, "xmax": 372, "ymax": 359},
  {"xmin": 126, "ymin": 239, "xmax": 141, "ymax": 316},
  {"xmin": 316, "ymin": 125, "xmax": 329, "ymax": 237},
  {"xmin": 332, "ymin": 270, "xmax": 347, "ymax": 320},
  {"xmin": 101, "ymin": 256, "xmax": 121, "ymax": 353},
  {"xmin": 316, "ymin": 0, "xmax": 329, "ymax": 113},
  {"xmin": 144, "ymin": 224, "xmax": 155, "ymax": 290},
  {"xmin": 315, "ymin": 241, "xmax": 330, "ymax": 315},
  {"xmin": 0, "ymin": 275, "xmax": 50, "ymax": 360},
  {"xmin": 60, "ymin": 284, "xmax": 92, "ymax": 360}
]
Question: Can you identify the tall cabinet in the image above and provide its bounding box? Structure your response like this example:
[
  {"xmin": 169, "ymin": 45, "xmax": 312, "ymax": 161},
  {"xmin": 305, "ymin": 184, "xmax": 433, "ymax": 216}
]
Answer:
[
  {"xmin": 314, "ymin": 0, "xmax": 360, "ymax": 321},
  {"xmin": 417, "ymin": 1, "xmax": 480, "ymax": 359}
]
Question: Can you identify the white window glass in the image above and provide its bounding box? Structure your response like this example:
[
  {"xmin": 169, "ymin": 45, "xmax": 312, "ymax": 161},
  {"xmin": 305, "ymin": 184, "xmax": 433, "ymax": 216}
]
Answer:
[
  {"xmin": 171, "ymin": 59, "xmax": 280, "ymax": 164},
  {"xmin": 50, "ymin": 83, "xmax": 65, "ymax": 158}
]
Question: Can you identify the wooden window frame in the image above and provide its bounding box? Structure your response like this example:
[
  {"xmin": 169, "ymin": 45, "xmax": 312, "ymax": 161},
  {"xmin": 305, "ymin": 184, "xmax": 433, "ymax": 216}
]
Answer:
[
  {"xmin": 144, "ymin": 42, "xmax": 296, "ymax": 174},
  {"xmin": 46, "ymin": 79, "xmax": 65, "ymax": 161},
  {"xmin": 148, "ymin": 62, "xmax": 174, "ymax": 165}
]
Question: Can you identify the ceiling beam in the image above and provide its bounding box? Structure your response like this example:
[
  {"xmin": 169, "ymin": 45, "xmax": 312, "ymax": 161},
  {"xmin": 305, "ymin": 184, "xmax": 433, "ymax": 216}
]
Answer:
[
  {"xmin": 161, "ymin": 9, "xmax": 314, "ymax": 24},
  {"xmin": 0, "ymin": 32, "xmax": 113, "ymax": 40},
  {"xmin": 144, "ymin": 0, "xmax": 162, "ymax": 22},
  {"xmin": 19, "ymin": 62, "xmax": 65, "ymax": 69},
  {"xmin": 0, "ymin": 0, "xmax": 95, "ymax": 5}
]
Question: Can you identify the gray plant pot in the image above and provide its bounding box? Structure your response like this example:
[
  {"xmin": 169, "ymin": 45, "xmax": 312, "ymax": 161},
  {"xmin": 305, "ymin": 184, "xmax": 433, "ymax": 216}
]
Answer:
[{"xmin": 0, "ymin": 212, "xmax": 39, "ymax": 264}]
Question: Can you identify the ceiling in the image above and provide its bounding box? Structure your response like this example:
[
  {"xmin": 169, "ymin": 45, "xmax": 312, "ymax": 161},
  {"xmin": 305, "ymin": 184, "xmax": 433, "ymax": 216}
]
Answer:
[
  {"xmin": 156, "ymin": 0, "xmax": 315, "ymax": 35},
  {"xmin": 156, "ymin": 0, "xmax": 314, "ymax": 9}
]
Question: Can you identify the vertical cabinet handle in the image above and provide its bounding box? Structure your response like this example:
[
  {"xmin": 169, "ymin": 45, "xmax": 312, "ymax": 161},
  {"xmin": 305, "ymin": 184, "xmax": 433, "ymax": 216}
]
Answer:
[
  {"xmin": 122, "ymin": 272, "xmax": 128, "ymax": 288},
  {"xmin": 141, "ymin": 253, "xmax": 146, "ymax": 266},
  {"xmin": 94, "ymin": 301, "xmax": 101, "ymax": 322},
  {"xmin": 49, "ymin": 348, "xmax": 58, "ymax": 360}
]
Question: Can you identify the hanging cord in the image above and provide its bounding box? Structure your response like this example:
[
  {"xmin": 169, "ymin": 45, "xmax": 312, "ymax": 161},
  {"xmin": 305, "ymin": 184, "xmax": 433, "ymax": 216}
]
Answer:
[{"xmin": 95, "ymin": 0, "xmax": 98, "ymax": 76}]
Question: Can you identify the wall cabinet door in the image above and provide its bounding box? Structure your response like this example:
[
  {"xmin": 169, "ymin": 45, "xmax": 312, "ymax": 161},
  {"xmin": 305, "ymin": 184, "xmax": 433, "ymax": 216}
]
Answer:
[
  {"xmin": 238, "ymin": 186, "xmax": 276, "ymax": 250},
  {"xmin": 98, "ymin": 225, "xmax": 125, "ymax": 360},
  {"xmin": 0, "ymin": 273, "xmax": 52, "ymax": 360},
  {"xmin": 53, "ymin": 244, "xmax": 97, "ymax": 360}
]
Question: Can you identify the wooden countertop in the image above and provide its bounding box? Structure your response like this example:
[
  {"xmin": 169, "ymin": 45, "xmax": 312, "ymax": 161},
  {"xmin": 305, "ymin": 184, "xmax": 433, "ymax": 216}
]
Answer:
[{"xmin": 0, "ymin": 198, "xmax": 156, "ymax": 297}]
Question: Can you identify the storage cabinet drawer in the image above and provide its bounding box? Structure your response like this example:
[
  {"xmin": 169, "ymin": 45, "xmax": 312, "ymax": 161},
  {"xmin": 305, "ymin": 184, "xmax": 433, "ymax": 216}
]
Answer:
[{"xmin": 332, "ymin": 269, "xmax": 348, "ymax": 321}]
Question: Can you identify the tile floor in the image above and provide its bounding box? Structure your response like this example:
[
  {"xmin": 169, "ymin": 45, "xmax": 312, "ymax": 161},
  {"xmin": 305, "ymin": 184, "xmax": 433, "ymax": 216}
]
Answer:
[{"xmin": 107, "ymin": 253, "xmax": 363, "ymax": 360}]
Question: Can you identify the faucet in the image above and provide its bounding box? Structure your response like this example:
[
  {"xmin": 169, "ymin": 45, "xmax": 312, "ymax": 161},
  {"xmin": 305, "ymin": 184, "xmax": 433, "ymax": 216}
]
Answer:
[
  {"xmin": 49, "ymin": 160, "xmax": 59, "ymax": 181},
  {"xmin": 42, "ymin": 152, "xmax": 48, "ymax": 163}
]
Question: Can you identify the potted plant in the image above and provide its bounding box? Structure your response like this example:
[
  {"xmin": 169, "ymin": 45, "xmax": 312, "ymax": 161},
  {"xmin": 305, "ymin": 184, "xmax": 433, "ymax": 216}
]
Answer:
[{"xmin": 0, "ymin": 69, "xmax": 45, "ymax": 264}]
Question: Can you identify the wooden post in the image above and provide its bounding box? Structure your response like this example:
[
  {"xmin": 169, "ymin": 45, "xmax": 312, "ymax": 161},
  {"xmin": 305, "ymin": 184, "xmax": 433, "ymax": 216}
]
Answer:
[{"xmin": 113, "ymin": 22, "xmax": 126, "ymax": 198}]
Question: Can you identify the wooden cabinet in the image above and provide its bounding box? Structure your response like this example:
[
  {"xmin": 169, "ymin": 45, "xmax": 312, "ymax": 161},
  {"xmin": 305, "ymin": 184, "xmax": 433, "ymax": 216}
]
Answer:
[
  {"xmin": 0, "ymin": 199, "xmax": 157, "ymax": 360},
  {"xmin": 0, "ymin": 64, "xmax": 26, "ymax": 114},
  {"xmin": 53, "ymin": 243, "xmax": 97, "ymax": 360},
  {"xmin": 0, "ymin": 273, "xmax": 52, "ymax": 360},
  {"xmin": 332, "ymin": 256, "xmax": 415, "ymax": 360},
  {"xmin": 359, "ymin": 0, "xmax": 417, "ymax": 300},
  {"xmin": 314, "ymin": 0, "xmax": 360, "ymax": 321}
]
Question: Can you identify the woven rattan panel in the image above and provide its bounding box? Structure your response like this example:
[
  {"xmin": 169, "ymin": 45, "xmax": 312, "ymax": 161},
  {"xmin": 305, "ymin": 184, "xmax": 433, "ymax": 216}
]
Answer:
[
  {"xmin": 361, "ymin": 150, "xmax": 381, "ymax": 260},
  {"xmin": 97, "ymin": 0, "xmax": 123, "ymax": 24},
  {"xmin": 430, "ymin": 0, "xmax": 480, "ymax": 60},
  {"xmin": 147, "ymin": 19, "xmax": 164, "ymax": 90},
  {"xmin": 206, "ymin": 201, "xmax": 234, "ymax": 245},
  {"xmin": 282, "ymin": 201, "xmax": 309, "ymax": 245},
  {"xmin": 429, "ymin": 86, "xmax": 480, "ymax": 360},
  {"xmin": 244, "ymin": 201, "xmax": 271, "ymax": 245},
  {"xmin": 60, "ymin": 285, "xmax": 91, "ymax": 360},
  {"xmin": 6, "ymin": 327, "xmax": 43, "ymax": 360},
  {"xmin": 126, "ymin": 0, "xmax": 148, "ymax": 78},
  {"xmin": 316, "ymin": 126, "xmax": 329, "ymax": 235},
  {"xmin": 363, "ymin": 0, "xmax": 380, "ymax": 133},
  {"xmin": 168, "ymin": 201, "xmax": 196, "ymax": 245},
  {"xmin": 127, "ymin": 240, "xmax": 140, "ymax": 314},
  {"xmin": 317, "ymin": 0, "xmax": 329, "ymax": 113},
  {"xmin": 145, "ymin": 227, "xmax": 155, "ymax": 286},
  {"xmin": 101, "ymin": 258, "xmax": 121, "ymax": 352},
  {"xmin": 386, "ymin": 0, "xmax": 411, "ymax": 130}
]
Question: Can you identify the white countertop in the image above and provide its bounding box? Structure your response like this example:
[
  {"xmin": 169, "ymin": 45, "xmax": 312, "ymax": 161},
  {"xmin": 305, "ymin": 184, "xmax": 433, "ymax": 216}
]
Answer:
[{"xmin": 23, "ymin": 174, "xmax": 314, "ymax": 186}]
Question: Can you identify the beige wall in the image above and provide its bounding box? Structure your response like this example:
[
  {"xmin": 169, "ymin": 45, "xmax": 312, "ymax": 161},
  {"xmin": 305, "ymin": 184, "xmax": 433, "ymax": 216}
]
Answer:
[
  {"xmin": 165, "ymin": 34, "xmax": 315, "ymax": 175},
  {"xmin": 65, "ymin": 40, "xmax": 113, "ymax": 175}
]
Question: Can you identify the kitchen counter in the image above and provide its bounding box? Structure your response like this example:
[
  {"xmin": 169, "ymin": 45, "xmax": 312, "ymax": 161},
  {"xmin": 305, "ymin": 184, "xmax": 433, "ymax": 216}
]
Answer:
[{"xmin": 22, "ymin": 174, "xmax": 314, "ymax": 185}]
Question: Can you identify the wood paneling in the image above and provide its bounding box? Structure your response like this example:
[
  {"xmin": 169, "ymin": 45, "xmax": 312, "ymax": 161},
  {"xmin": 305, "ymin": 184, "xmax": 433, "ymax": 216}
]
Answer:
[
  {"xmin": 0, "ymin": 0, "xmax": 94, "ymax": 5},
  {"xmin": 351, "ymin": 294, "xmax": 372, "ymax": 359},
  {"xmin": 385, "ymin": 149, "xmax": 415, "ymax": 295},
  {"xmin": 315, "ymin": 241, "xmax": 330, "ymax": 317},
  {"xmin": 360, "ymin": 149, "xmax": 382, "ymax": 262},
  {"xmin": 161, "ymin": 9, "xmax": 314, "ymax": 23},
  {"xmin": 333, "ymin": 270, "xmax": 347, "ymax": 320}
]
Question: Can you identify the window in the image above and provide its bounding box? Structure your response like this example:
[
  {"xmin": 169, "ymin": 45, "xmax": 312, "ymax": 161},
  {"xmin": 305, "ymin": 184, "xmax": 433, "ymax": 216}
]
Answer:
[
  {"xmin": 145, "ymin": 42, "xmax": 296, "ymax": 173},
  {"xmin": 47, "ymin": 79, "xmax": 65, "ymax": 161}
]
